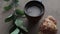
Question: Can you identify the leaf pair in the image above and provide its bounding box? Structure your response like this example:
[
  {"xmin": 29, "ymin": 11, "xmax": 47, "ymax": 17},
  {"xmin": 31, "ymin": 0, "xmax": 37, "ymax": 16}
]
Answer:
[
  {"xmin": 10, "ymin": 28, "xmax": 23, "ymax": 34},
  {"xmin": 15, "ymin": 19, "xmax": 28, "ymax": 33},
  {"xmin": 4, "ymin": 5, "xmax": 12, "ymax": 11},
  {"xmin": 5, "ymin": 9, "xmax": 25, "ymax": 22},
  {"xmin": 5, "ymin": 14, "xmax": 16, "ymax": 22},
  {"xmin": 11, "ymin": 28, "xmax": 19, "ymax": 34},
  {"xmin": 10, "ymin": 19, "xmax": 28, "ymax": 34},
  {"xmin": 4, "ymin": 0, "xmax": 19, "ymax": 11}
]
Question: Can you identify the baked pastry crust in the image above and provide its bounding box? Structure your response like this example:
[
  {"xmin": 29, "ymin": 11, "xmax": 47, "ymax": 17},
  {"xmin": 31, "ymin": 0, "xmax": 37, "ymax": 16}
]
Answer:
[{"xmin": 39, "ymin": 16, "xmax": 57, "ymax": 34}]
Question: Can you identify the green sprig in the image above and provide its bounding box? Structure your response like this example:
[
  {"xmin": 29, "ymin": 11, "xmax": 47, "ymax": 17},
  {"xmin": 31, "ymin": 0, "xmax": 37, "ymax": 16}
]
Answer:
[{"xmin": 4, "ymin": 0, "xmax": 28, "ymax": 34}]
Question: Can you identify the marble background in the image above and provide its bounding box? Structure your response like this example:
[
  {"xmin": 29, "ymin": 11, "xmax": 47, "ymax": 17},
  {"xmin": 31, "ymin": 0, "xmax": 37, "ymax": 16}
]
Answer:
[{"xmin": 0, "ymin": 0, "xmax": 60, "ymax": 34}]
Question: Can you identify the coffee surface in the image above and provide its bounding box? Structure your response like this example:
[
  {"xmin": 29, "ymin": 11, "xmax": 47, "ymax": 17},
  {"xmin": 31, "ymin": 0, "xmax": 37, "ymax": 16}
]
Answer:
[{"xmin": 25, "ymin": 6, "xmax": 41, "ymax": 17}]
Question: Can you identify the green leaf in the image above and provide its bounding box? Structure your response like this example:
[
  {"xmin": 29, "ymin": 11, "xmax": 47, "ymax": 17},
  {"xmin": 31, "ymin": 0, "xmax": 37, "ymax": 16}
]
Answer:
[
  {"xmin": 15, "ymin": 19, "xmax": 24, "ymax": 27},
  {"xmin": 20, "ymin": 26, "xmax": 28, "ymax": 32},
  {"xmin": 9, "ymin": 25, "xmax": 17, "ymax": 33},
  {"xmin": 15, "ymin": 9, "xmax": 24, "ymax": 16},
  {"xmin": 5, "ymin": 14, "xmax": 15, "ymax": 22},
  {"xmin": 4, "ymin": 5, "xmax": 12, "ymax": 11},
  {"xmin": 11, "ymin": 28, "xmax": 19, "ymax": 34},
  {"xmin": 4, "ymin": 0, "xmax": 10, "ymax": 1},
  {"xmin": 13, "ymin": 0, "xmax": 19, "ymax": 3},
  {"xmin": 15, "ymin": 19, "xmax": 28, "ymax": 32}
]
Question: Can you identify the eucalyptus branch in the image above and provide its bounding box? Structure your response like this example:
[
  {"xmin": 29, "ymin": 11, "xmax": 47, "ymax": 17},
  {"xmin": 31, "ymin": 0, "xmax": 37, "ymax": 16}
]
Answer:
[{"xmin": 4, "ymin": 0, "xmax": 28, "ymax": 34}]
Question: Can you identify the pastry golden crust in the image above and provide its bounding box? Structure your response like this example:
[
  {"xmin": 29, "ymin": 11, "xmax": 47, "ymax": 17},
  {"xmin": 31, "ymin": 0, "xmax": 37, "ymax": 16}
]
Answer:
[{"xmin": 39, "ymin": 16, "xmax": 57, "ymax": 34}]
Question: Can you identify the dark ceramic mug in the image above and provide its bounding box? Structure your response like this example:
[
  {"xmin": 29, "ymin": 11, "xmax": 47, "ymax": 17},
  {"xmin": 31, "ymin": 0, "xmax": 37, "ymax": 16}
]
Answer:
[{"xmin": 24, "ymin": 1, "xmax": 45, "ymax": 24}]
